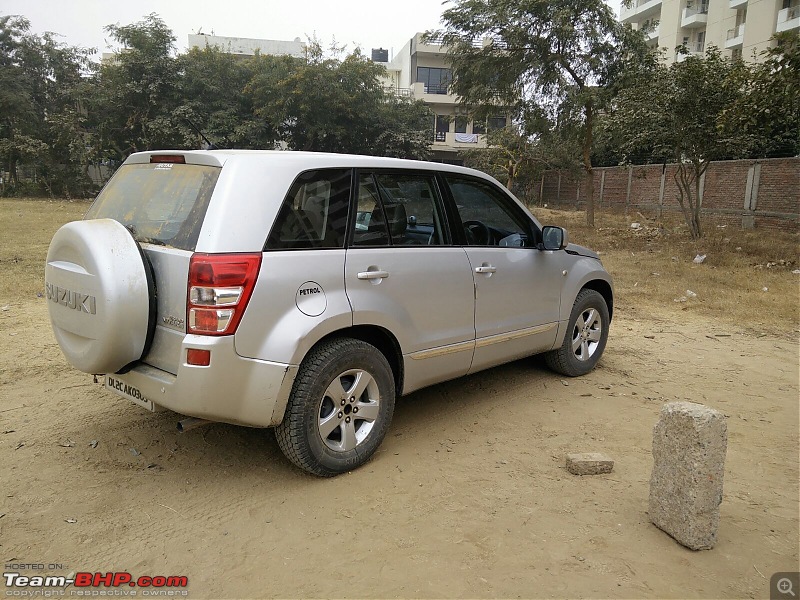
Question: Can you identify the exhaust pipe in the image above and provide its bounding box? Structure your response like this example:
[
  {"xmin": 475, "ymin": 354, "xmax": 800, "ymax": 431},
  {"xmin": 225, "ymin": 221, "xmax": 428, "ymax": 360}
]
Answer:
[{"xmin": 177, "ymin": 417, "xmax": 212, "ymax": 433}]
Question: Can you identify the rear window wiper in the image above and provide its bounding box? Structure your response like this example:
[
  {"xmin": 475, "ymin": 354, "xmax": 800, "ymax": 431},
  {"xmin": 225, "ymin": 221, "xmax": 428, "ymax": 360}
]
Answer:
[{"xmin": 137, "ymin": 237, "xmax": 167, "ymax": 246}]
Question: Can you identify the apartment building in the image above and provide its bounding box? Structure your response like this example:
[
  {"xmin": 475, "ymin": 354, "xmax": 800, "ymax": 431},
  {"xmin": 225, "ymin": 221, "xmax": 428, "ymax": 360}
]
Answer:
[
  {"xmin": 375, "ymin": 33, "xmax": 506, "ymax": 163},
  {"xmin": 620, "ymin": 0, "xmax": 800, "ymax": 63}
]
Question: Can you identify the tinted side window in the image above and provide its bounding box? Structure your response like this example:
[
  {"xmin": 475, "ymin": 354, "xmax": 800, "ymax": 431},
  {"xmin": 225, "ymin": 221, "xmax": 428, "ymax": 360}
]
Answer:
[
  {"xmin": 374, "ymin": 173, "xmax": 446, "ymax": 246},
  {"xmin": 266, "ymin": 169, "xmax": 351, "ymax": 250},
  {"xmin": 352, "ymin": 173, "xmax": 390, "ymax": 247},
  {"xmin": 445, "ymin": 176, "xmax": 531, "ymax": 247}
]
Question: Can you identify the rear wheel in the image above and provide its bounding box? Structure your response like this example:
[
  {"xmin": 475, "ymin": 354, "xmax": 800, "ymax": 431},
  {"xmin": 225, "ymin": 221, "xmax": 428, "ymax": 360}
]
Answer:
[
  {"xmin": 275, "ymin": 338, "xmax": 395, "ymax": 476},
  {"xmin": 545, "ymin": 289, "xmax": 609, "ymax": 377}
]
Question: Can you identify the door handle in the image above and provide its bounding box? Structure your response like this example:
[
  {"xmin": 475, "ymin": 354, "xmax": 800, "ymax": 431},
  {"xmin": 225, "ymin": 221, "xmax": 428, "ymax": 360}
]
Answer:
[
  {"xmin": 474, "ymin": 265, "xmax": 496, "ymax": 274},
  {"xmin": 357, "ymin": 269, "xmax": 390, "ymax": 280}
]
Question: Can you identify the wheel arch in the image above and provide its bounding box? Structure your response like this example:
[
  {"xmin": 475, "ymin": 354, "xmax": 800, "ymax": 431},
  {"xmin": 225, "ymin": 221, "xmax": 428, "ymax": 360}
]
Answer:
[
  {"xmin": 314, "ymin": 325, "xmax": 404, "ymax": 397},
  {"xmin": 581, "ymin": 278, "xmax": 614, "ymax": 321}
]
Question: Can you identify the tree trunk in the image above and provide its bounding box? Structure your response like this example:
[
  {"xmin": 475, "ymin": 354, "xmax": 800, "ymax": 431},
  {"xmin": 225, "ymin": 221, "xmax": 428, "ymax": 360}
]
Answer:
[
  {"xmin": 583, "ymin": 101, "xmax": 595, "ymax": 228},
  {"xmin": 674, "ymin": 164, "xmax": 702, "ymax": 239},
  {"xmin": 506, "ymin": 160, "xmax": 516, "ymax": 190}
]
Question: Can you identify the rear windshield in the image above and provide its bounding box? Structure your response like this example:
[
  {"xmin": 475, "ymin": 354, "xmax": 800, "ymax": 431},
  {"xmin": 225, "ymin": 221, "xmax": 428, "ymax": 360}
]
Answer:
[{"xmin": 85, "ymin": 162, "xmax": 221, "ymax": 250}]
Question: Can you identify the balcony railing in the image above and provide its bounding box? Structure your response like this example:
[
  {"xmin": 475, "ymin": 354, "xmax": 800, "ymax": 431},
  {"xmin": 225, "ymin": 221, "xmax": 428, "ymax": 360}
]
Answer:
[
  {"xmin": 434, "ymin": 131, "xmax": 447, "ymax": 142},
  {"xmin": 423, "ymin": 84, "xmax": 451, "ymax": 95},
  {"xmin": 682, "ymin": 3, "xmax": 709, "ymax": 27},
  {"xmin": 384, "ymin": 87, "xmax": 412, "ymax": 97},
  {"xmin": 621, "ymin": 0, "xmax": 663, "ymax": 22},
  {"xmin": 726, "ymin": 23, "xmax": 745, "ymax": 40},
  {"xmin": 420, "ymin": 35, "xmax": 485, "ymax": 48},
  {"xmin": 777, "ymin": 6, "xmax": 800, "ymax": 32}
]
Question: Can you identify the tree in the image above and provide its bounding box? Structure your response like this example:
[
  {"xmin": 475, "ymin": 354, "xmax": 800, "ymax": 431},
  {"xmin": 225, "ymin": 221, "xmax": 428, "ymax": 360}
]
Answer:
[
  {"xmin": 608, "ymin": 47, "xmax": 750, "ymax": 238},
  {"xmin": 0, "ymin": 15, "xmax": 94, "ymax": 196},
  {"xmin": 434, "ymin": 0, "xmax": 647, "ymax": 226},
  {"xmin": 722, "ymin": 32, "xmax": 800, "ymax": 159},
  {"xmin": 461, "ymin": 106, "xmax": 581, "ymax": 192},
  {"xmin": 86, "ymin": 14, "xmax": 183, "ymax": 162},
  {"xmin": 176, "ymin": 45, "xmax": 261, "ymax": 149},
  {"xmin": 245, "ymin": 41, "xmax": 432, "ymax": 158}
]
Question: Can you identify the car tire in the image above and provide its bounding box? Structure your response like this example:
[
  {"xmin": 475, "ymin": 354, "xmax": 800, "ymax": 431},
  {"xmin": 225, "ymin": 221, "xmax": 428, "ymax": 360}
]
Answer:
[
  {"xmin": 545, "ymin": 289, "xmax": 609, "ymax": 377},
  {"xmin": 275, "ymin": 338, "xmax": 395, "ymax": 477}
]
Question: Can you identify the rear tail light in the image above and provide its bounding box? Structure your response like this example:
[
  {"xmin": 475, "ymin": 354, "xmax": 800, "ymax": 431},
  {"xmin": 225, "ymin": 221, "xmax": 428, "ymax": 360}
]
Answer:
[{"xmin": 187, "ymin": 253, "xmax": 261, "ymax": 336}]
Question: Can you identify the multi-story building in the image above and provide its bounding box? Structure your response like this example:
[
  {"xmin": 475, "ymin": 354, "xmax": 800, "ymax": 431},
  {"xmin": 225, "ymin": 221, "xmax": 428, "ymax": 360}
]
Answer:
[
  {"xmin": 375, "ymin": 33, "xmax": 507, "ymax": 163},
  {"xmin": 187, "ymin": 34, "xmax": 306, "ymax": 59},
  {"xmin": 620, "ymin": 0, "xmax": 800, "ymax": 63}
]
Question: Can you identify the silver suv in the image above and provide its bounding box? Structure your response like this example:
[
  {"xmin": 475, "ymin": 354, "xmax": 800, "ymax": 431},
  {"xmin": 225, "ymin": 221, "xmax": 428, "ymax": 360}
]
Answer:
[{"xmin": 45, "ymin": 151, "xmax": 613, "ymax": 476}]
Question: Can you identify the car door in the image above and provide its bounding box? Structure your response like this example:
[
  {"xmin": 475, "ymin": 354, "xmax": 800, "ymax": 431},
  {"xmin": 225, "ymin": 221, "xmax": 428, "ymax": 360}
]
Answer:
[
  {"xmin": 344, "ymin": 170, "xmax": 475, "ymax": 394},
  {"xmin": 442, "ymin": 174, "xmax": 566, "ymax": 373}
]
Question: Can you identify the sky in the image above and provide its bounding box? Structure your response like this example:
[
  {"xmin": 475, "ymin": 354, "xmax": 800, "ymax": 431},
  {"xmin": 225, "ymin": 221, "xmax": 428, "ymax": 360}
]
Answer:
[{"xmin": 0, "ymin": 0, "xmax": 620, "ymax": 59}]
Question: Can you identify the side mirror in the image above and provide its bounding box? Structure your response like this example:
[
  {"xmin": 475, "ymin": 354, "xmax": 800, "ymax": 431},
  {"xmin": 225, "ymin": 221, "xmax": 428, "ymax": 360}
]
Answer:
[{"xmin": 540, "ymin": 226, "xmax": 569, "ymax": 251}]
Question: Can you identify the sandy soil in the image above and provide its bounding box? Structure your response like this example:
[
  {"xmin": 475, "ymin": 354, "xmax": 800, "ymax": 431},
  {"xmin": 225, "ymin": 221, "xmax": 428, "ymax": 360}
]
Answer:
[{"xmin": 1, "ymin": 293, "xmax": 797, "ymax": 599}]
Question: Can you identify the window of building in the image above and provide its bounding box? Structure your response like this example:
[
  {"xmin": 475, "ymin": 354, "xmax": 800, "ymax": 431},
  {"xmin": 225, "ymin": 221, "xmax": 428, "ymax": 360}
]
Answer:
[
  {"xmin": 435, "ymin": 114, "xmax": 450, "ymax": 142},
  {"xmin": 416, "ymin": 67, "xmax": 452, "ymax": 94},
  {"xmin": 487, "ymin": 116, "xmax": 507, "ymax": 132},
  {"xmin": 472, "ymin": 120, "xmax": 486, "ymax": 134},
  {"xmin": 454, "ymin": 116, "xmax": 468, "ymax": 134},
  {"xmin": 266, "ymin": 169, "xmax": 351, "ymax": 250}
]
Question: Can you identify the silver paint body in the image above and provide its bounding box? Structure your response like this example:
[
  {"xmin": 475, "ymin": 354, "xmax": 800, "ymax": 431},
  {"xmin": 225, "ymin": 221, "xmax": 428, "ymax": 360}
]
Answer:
[{"xmin": 107, "ymin": 151, "xmax": 614, "ymax": 427}]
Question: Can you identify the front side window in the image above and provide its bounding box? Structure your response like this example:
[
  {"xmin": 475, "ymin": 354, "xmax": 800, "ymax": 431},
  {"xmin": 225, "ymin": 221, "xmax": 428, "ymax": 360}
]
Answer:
[
  {"xmin": 445, "ymin": 176, "xmax": 531, "ymax": 247},
  {"xmin": 266, "ymin": 169, "xmax": 351, "ymax": 250}
]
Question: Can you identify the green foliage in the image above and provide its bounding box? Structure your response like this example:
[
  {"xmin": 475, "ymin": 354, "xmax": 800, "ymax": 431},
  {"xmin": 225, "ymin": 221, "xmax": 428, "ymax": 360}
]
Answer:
[
  {"xmin": 722, "ymin": 32, "xmax": 800, "ymax": 159},
  {"xmin": 434, "ymin": 0, "xmax": 650, "ymax": 225},
  {"xmin": 245, "ymin": 42, "xmax": 432, "ymax": 157},
  {"xmin": 85, "ymin": 13, "xmax": 184, "ymax": 161},
  {"xmin": 608, "ymin": 46, "xmax": 751, "ymax": 238},
  {"xmin": 0, "ymin": 15, "xmax": 94, "ymax": 196}
]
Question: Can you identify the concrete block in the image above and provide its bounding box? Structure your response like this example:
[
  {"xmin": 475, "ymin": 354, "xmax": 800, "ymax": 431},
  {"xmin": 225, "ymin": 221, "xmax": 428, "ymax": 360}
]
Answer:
[
  {"xmin": 566, "ymin": 452, "xmax": 614, "ymax": 475},
  {"xmin": 649, "ymin": 401, "xmax": 728, "ymax": 550}
]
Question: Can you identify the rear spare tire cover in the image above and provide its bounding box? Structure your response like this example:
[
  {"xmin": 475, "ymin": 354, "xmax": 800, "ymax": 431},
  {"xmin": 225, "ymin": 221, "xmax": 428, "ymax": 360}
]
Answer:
[{"xmin": 45, "ymin": 218, "xmax": 152, "ymax": 374}]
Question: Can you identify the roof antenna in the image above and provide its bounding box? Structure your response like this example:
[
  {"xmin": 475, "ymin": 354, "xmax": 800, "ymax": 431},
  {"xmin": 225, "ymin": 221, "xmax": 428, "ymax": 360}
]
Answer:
[{"xmin": 182, "ymin": 117, "xmax": 224, "ymax": 149}]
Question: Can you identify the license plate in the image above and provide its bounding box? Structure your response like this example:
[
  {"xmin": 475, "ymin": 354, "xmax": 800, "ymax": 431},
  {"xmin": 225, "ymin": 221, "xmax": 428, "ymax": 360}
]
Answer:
[{"xmin": 105, "ymin": 375, "xmax": 154, "ymax": 411}]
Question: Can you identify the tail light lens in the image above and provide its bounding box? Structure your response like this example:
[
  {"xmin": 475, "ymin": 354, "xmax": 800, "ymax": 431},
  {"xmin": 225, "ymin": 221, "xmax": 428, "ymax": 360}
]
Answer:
[{"xmin": 187, "ymin": 253, "xmax": 261, "ymax": 336}]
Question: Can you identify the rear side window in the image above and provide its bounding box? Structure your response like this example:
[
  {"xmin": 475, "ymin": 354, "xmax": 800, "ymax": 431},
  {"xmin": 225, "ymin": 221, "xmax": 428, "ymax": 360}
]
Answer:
[
  {"xmin": 266, "ymin": 169, "xmax": 351, "ymax": 250},
  {"xmin": 85, "ymin": 162, "xmax": 220, "ymax": 251}
]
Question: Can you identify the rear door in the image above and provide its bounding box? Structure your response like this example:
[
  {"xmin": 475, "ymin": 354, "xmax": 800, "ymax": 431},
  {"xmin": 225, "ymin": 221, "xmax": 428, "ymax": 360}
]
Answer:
[
  {"xmin": 84, "ymin": 155, "xmax": 222, "ymax": 375},
  {"xmin": 442, "ymin": 174, "xmax": 564, "ymax": 373},
  {"xmin": 344, "ymin": 170, "xmax": 475, "ymax": 392}
]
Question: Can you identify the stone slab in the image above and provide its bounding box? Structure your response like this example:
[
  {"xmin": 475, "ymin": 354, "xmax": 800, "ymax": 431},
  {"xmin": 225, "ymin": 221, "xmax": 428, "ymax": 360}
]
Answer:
[
  {"xmin": 649, "ymin": 401, "xmax": 728, "ymax": 550},
  {"xmin": 566, "ymin": 452, "xmax": 614, "ymax": 475}
]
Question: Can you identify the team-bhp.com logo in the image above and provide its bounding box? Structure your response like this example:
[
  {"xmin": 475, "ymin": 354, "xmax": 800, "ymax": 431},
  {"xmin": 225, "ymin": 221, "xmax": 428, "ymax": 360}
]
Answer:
[{"xmin": 4, "ymin": 571, "xmax": 188, "ymax": 596}]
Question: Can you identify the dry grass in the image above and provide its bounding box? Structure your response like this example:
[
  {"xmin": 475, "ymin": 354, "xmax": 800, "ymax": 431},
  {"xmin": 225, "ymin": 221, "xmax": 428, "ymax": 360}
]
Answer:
[
  {"xmin": 533, "ymin": 207, "xmax": 800, "ymax": 336},
  {"xmin": 1, "ymin": 198, "xmax": 798, "ymax": 336},
  {"xmin": 0, "ymin": 198, "xmax": 90, "ymax": 299}
]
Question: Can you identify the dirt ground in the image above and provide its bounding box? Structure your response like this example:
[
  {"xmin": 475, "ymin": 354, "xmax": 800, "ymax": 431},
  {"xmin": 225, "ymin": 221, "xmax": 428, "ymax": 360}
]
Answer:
[{"xmin": 1, "ymin": 200, "xmax": 798, "ymax": 599}]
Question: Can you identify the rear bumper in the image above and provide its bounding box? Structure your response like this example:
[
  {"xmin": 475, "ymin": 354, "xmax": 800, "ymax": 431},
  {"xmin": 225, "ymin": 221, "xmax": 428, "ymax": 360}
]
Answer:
[{"xmin": 112, "ymin": 336, "xmax": 298, "ymax": 427}]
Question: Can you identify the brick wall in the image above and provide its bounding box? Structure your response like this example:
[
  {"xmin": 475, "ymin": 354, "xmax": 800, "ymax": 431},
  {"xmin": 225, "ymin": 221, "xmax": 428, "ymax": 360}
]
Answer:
[{"xmin": 534, "ymin": 158, "xmax": 800, "ymax": 231}]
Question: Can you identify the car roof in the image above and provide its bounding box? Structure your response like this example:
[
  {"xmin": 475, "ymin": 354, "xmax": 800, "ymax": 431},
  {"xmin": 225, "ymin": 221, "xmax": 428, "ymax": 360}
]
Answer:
[{"xmin": 126, "ymin": 149, "xmax": 498, "ymax": 181}]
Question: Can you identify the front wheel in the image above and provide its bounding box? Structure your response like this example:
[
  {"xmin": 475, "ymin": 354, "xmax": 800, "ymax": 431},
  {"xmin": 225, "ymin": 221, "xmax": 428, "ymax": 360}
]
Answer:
[
  {"xmin": 545, "ymin": 289, "xmax": 610, "ymax": 377},
  {"xmin": 276, "ymin": 338, "xmax": 395, "ymax": 476}
]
